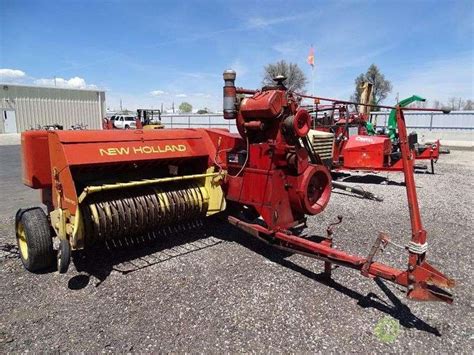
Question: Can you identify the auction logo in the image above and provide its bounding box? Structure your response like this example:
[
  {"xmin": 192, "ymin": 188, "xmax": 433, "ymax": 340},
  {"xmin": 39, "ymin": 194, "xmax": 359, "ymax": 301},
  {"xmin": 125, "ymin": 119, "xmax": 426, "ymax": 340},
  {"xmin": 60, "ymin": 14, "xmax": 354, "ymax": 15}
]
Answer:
[{"xmin": 374, "ymin": 316, "xmax": 400, "ymax": 343}]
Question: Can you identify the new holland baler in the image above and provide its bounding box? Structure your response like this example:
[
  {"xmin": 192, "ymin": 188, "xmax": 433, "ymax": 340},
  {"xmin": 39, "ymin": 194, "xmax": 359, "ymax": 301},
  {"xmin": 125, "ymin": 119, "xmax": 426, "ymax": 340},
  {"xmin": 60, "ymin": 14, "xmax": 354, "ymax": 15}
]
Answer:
[
  {"xmin": 307, "ymin": 101, "xmax": 442, "ymax": 174},
  {"xmin": 16, "ymin": 70, "xmax": 454, "ymax": 304}
]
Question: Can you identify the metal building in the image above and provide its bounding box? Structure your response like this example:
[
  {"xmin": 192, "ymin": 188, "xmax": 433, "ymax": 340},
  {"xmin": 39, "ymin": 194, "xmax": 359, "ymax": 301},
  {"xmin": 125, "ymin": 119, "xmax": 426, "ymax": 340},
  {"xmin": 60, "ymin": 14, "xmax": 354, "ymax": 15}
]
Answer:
[{"xmin": 0, "ymin": 84, "xmax": 106, "ymax": 133}]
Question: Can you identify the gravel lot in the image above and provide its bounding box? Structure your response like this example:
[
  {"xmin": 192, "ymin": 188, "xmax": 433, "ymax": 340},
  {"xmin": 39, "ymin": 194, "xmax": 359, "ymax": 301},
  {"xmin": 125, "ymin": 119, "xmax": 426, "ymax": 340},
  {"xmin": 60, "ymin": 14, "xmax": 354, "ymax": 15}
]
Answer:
[{"xmin": 0, "ymin": 144, "xmax": 472, "ymax": 353}]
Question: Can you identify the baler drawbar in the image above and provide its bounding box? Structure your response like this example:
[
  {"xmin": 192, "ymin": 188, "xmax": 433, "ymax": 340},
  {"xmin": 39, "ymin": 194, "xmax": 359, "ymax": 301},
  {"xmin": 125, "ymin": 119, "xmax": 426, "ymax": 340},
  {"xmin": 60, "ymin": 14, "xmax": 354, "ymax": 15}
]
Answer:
[{"xmin": 16, "ymin": 70, "xmax": 454, "ymax": 304}]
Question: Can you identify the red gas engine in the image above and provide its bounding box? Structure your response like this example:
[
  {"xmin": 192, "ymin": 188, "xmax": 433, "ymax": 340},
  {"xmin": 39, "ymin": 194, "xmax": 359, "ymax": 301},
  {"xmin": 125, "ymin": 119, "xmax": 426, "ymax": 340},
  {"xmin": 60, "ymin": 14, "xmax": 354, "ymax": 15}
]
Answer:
[{"xmin": 223, "ymin": 72, "xmax": 331, "ymax": 230}]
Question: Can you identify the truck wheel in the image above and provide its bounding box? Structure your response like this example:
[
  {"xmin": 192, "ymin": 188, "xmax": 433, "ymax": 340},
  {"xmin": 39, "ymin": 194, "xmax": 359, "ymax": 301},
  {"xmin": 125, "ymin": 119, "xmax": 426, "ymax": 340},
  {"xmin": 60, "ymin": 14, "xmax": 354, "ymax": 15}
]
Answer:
[
  {"xmin": 125, "ymin": 125, "xmax": 130, "ymax": 129},
  {"xmin": 15, "ymin": 207, "xmax": 54, "ymax": 272},
  {"xmin": 57, "ymin": 239, "xmax": 71, "ymax": 274}
]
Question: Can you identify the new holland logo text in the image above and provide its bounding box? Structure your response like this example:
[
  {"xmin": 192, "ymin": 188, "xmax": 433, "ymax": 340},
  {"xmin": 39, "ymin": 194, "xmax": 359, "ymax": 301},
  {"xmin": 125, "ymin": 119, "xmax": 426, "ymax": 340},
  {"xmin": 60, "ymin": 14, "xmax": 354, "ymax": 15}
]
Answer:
[{"xmin": 99, "ymin": 144, "xmax": 187, "ymax": 156}]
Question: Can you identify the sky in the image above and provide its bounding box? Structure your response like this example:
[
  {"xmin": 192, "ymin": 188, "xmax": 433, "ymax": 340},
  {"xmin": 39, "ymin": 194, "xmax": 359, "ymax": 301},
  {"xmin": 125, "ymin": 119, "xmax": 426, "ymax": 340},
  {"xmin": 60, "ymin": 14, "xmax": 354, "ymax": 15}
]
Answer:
[{"xmin": 0, "ymin": 0, "xmax": 473, "ymax": 112}]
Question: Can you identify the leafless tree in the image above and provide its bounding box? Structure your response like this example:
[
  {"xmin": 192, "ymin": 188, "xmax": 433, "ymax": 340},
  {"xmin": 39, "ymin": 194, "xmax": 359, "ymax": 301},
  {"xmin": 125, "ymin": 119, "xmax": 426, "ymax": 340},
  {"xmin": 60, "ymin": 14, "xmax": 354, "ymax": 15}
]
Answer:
[
  {"xmin": 262, "ymin": 60, "xmax": 308, "ymax": 92},
  {"xmin": 413, "ymin": 100, "xmax": 427, "ymax": 108},
  {"xmin": 447, "ymin": 97, "xmax": 459, "ymax": 110},
  {"xmin": 463, "ymin": 100, "xmax": 473, "ymax": 110}
]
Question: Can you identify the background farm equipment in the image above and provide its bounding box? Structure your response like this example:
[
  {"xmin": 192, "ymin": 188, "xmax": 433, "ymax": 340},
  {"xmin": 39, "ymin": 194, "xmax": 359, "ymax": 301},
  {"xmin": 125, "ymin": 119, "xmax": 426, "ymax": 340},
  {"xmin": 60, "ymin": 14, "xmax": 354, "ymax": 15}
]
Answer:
[
  {"xmin": 15, "ymin": 70, "xmax": 454, "ymax": 304},
  {"xmin": 136, "ymin": 109, "xmax": 165, "ymax": 130},
  {"xmin": 103, "ymin": 110, "xmax": 164, "ymax": 130},
  {"xmin": 307, "ymin": 99, "xmax": 444, "ymax": 174}
]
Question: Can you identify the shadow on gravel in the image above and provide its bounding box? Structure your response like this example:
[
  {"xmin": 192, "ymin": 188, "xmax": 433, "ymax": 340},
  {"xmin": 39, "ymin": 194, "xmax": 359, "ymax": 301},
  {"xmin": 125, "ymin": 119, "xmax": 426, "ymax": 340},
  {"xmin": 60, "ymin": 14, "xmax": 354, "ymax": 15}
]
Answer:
[
  {"xmin": 0, "ymin": 243, "xmax": 19, "ymax": 259},
  {"xmin": 229, "ymin": 229, "xmax": 441, "ymax": 337},
  {"xmin": 68, "ymin": 274, "xmax": 91, "ymax": 289},
  {"xmin": 338, "ymin": 174, "xmax": 406, "ymax": 186},
  {"xmin": 9, "ymin": 215, "xmax": 438, "ymax": 337},
  {"xmin": 334, "ymin": 170, "xmax": 437, "ymax": 186},
  {"xmin": 331, "ymin": 190, "xmax": 377, "ymax": 201},
  {"xmin": 69, "ymin": 219, "xmax": 223, "ymax": 289}
]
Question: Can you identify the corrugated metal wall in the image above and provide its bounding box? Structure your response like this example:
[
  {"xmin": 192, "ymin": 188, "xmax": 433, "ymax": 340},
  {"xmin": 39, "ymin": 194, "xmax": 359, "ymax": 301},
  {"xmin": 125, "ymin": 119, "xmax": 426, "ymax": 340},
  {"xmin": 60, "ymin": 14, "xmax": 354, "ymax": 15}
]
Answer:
[
  {"xmin": 370, "ymin": 111, "xmax": 474, "ymax": 130},
  {"xmin": 160, "ymin": 114, "xmax": 239, "ymax": 133},
  {"xmin": 0, "ymin": 84, "xmax": 105, "ymax": 132}
]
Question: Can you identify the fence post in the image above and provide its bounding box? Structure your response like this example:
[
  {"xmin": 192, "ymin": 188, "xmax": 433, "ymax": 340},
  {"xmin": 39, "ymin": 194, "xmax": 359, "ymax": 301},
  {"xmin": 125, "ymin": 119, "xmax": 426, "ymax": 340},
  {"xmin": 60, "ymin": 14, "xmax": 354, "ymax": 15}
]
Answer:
[
  {"xmin": 429, "ymin": 113, "xmax": 433, "ymax": 131},
  {"xmin": 188, "ymin": 115, "xmax": 190, "ymax": 128},
  {"xmin": 208, "ymin": 115, "xmax": 211, "ymax": 128},
  {"xmin": 171, "ymin": 116, "xmax": 173, "ymax": 128}
]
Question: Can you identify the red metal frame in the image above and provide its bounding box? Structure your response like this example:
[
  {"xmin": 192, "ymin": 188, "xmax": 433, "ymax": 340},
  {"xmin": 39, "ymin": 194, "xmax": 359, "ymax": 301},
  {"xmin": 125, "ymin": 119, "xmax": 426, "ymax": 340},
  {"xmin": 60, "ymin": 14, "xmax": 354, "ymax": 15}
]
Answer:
[{"xmin": 227, "ymin": 84, "xmax": 454, "ymax": 303}]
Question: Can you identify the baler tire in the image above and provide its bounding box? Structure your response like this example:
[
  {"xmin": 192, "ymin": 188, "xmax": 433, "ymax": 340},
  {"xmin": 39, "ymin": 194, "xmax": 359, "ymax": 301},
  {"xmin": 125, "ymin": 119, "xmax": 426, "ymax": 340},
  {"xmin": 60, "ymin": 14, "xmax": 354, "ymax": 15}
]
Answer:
[
  {"xmin": 15, "ymin": 207, "xmax": 54, "ymax": 272},
  {"xmin": 57, "ymin": 239, "xmax": 71, "ymax": 274}
]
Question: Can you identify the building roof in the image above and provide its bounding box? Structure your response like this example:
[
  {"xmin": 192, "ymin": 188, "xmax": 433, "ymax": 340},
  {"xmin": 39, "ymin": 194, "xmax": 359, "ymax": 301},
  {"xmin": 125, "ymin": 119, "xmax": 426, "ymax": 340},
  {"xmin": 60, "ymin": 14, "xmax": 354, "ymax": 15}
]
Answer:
[{"xmin": 0, "ymin": 82, "xmax": 105, "ymax": 93}]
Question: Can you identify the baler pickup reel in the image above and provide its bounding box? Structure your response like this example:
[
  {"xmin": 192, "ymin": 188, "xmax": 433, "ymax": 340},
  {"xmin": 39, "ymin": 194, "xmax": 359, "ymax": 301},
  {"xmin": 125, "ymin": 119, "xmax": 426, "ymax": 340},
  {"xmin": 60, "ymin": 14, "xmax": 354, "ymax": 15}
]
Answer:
[{"xmin": 16, "ymin": 69, "xmax": 453, "ymax": 304}]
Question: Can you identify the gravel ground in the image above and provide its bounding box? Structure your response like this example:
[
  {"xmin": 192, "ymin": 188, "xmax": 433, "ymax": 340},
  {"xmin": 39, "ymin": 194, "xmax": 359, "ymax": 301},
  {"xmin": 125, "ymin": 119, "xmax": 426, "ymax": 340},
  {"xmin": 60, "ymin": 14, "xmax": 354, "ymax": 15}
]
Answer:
[{"xmin": 0, "ymin": 145, "xmax": 472, "ymax": 353}]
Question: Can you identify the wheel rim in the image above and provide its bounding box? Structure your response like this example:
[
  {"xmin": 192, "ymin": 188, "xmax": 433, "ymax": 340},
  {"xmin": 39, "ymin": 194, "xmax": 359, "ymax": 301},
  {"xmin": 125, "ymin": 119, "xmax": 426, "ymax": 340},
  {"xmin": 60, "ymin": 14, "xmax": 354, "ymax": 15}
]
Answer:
[
  {"xmin": 57, "ymin": 248, "xmax": 62, "ymax": 271},
  {"xmin": 17, "ymin": 223, "xmax": 28, "ymax": 260}
]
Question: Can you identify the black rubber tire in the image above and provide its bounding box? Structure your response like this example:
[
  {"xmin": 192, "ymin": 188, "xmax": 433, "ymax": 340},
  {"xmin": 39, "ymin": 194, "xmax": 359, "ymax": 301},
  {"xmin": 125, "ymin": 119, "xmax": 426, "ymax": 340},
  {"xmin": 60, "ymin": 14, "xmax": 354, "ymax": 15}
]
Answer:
[
  {"xmin": 125, "ymin": 125, "xmax": 130, "ymax": 129},
  {"xmin": 57, "ymin": 239, "xmax": 71, "ymax": 273},
  {"xmin": 15, "ymin": 207, "xmax": 54, "ymax": 272}
]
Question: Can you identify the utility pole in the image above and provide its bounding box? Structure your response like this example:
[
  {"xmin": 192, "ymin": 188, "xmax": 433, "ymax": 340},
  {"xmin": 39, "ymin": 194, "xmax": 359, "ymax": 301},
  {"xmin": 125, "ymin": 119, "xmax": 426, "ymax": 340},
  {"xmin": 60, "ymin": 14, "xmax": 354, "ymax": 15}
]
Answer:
[
  {"xmin": 172, "ymin": 101, "xmax": 175, "ymax": 113},
  {"xmin": 120, "ymin": 99, "xmax": 123, "ymax": 112}
]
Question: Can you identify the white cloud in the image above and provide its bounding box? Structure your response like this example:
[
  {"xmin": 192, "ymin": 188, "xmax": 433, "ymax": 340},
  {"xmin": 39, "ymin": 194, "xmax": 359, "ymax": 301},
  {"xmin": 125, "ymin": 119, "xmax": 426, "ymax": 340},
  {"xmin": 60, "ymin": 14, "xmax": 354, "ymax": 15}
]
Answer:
[
  {"xmin": 0, "ymin": 68, "xmax": 26, "ymax": 79},
  {"xmin": 176, "ymin": 93, "xmax": 187, "ymax": 98},
  {"xmin": 193, "ymin": 93, "xmax": 212, "ymax": 98},
  {"xmin": 246, "ymin": 13, "xmax": 316, "ymax": 29},
  {"xmin": 150, "ymin": 90, "xmax": 167, "ymax": 96},
  {"xmin": 34, "ymin": 76, "xmax": 97, "ymax": 89}
]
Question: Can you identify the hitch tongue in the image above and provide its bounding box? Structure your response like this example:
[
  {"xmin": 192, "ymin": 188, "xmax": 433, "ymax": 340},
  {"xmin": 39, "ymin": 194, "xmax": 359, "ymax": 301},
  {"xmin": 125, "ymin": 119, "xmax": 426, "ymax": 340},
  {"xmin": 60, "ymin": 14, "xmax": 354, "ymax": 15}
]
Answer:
[
  {"xmin": 406, "ymin": 261, "xmax": 455, "ymax": 303},
  {"xmin": 408, "ymin": 283, "xmax": 454, "ymax": 304}
]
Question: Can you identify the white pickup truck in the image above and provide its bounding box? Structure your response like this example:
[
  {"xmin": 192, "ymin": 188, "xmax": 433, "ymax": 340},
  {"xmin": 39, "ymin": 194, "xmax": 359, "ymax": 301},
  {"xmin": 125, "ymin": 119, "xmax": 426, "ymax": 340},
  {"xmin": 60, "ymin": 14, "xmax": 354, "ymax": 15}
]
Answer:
[{"xmin": 110, "ymin": 115, "xmax": 137, "ymax": 129}]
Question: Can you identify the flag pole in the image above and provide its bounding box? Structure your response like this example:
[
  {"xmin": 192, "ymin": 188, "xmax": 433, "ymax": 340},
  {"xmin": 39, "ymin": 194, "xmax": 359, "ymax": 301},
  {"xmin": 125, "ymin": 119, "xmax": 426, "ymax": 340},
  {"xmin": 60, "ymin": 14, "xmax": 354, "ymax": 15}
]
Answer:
[
  {"xmin": 307, "ymin": 45, "xmax": 316, "ymax": 127},
  {"xmin": 312, "ymin": 64, "xmax": 315, "ymax": 122}
]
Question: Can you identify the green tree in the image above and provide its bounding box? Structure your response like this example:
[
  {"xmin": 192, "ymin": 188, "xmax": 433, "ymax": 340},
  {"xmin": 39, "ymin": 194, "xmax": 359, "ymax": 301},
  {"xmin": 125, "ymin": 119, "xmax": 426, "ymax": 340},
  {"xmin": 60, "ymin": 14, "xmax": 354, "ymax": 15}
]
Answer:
[
  {"xmin": 262, "ymin": 60, "xmax": 308, "ymax": 92},
  {"xmin": 179, "ymin": 102, "xmax": 192, "ymax": 113},
  {"xmin": 197, "ymin": 107, "xmax": 211, "ymax": 114},
  {"xmin": 353, "ymin": 64, "xmax": 392, "ymax": 110}
]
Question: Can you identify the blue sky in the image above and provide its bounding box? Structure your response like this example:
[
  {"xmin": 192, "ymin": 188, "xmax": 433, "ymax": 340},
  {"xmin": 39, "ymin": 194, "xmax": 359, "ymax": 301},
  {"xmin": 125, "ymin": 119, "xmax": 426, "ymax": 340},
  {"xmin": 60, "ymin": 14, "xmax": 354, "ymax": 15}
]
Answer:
[{"xmin": 1, "ymin": 0, "xmax": 473, "ymax": 111}]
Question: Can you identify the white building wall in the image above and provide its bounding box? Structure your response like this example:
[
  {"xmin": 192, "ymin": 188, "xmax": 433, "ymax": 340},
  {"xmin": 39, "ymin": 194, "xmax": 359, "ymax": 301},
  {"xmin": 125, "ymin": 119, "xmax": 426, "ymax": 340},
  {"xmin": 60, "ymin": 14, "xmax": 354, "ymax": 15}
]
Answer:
[{"xmin": 0, "ymin": 84, "xmax": 105, "ymax": 132}]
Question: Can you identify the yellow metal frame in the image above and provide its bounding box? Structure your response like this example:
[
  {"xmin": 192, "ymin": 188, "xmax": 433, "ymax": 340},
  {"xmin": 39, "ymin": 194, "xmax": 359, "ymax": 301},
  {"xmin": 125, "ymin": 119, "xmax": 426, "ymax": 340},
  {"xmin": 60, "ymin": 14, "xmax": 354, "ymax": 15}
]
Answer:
[{"xmin": 77, "ymin": 171, "xmax": 221, "ymax": 203}]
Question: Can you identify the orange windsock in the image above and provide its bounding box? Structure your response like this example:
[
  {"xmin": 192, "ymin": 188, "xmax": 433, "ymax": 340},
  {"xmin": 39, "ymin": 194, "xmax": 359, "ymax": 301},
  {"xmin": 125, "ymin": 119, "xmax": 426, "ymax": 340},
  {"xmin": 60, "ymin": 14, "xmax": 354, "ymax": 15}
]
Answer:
[{"xmin": 307, "ymin": 46, "xmax": 315, "ymax": 67}]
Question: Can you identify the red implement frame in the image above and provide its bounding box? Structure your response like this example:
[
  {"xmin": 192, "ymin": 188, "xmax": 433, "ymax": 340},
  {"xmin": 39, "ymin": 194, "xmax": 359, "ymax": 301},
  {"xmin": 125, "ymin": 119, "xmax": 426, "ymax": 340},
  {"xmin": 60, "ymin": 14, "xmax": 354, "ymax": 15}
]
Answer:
[{"xmin": 228, "ymin": 98, "xmax": 454, "ymax": 303}]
